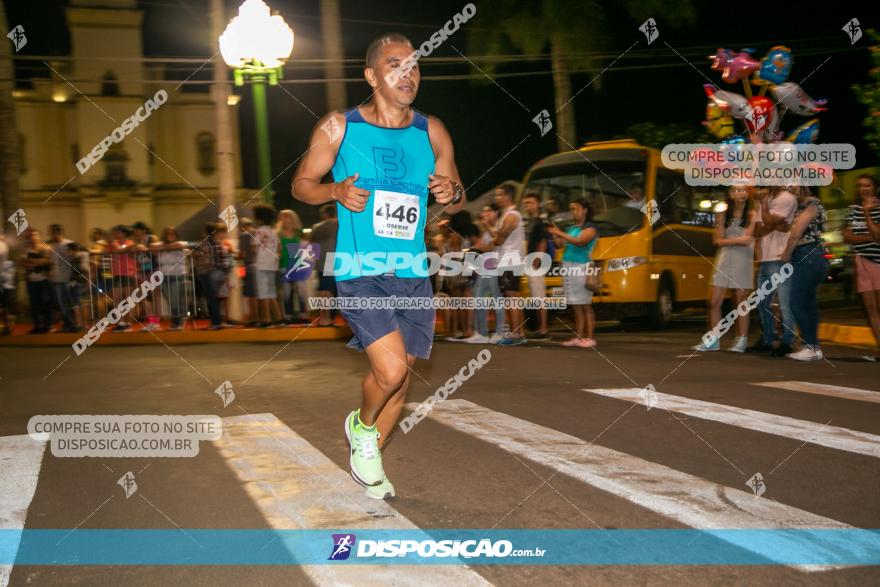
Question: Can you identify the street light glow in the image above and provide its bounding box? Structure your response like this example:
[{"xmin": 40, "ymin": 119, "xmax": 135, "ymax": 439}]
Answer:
[{"xmin": 219, "ymin": 0, "xmax": 294, "ymax": 69}]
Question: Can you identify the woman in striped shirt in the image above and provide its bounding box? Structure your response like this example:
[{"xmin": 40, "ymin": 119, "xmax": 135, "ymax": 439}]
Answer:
[{"xmin": 843, "ymin": 174, "xmax": 880, "ymax": 361}]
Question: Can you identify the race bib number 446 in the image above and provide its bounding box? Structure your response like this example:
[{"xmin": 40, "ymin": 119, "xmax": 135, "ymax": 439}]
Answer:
[{"xmin": 373, "ymin": 190, "xmax": 420, "ymax": 240}]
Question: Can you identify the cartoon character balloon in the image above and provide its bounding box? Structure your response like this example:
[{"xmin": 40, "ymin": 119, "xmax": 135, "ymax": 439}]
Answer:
[
  {"xmin": 754, "ymin": 46, "xmax": 793, "ymax": 86},
  {"xmin": 710, "ymin": 48, "xmax": 760, "ymax": 84},
  {"xmin": 787, "ymin": 119, "xmax": 820, "ymax": 144},
  {"xmin": 703, "ymin": 102, "xmax": 735, "ymax": 139},
  {"xmin": 764, "ymin": 107, "xmax": 784, "ymax": 142},
  {"xmin": 744, "ymin": 96, "xmax": 775, "ymax": 133},
  {"xmin": 709, "ymin": 49, "xmax": 733, "ymax": 72},
  {"xmin": 704, "ymin": 84, "xmax": 751, "ymax": 119},
  {"xmin": 770, "ymin": 82, "xmax": 827, "ymax": 116}
]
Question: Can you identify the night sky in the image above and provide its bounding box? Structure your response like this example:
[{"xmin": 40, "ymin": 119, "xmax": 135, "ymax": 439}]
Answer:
[{"xmin": 5, "ymin": 0, "xmax": 876, "ymax": 222}]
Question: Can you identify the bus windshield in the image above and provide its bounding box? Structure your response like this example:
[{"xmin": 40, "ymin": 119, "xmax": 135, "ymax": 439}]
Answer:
[{"xmin": 523, "ymin": 159, "xmax": 647, "ymax": 236}]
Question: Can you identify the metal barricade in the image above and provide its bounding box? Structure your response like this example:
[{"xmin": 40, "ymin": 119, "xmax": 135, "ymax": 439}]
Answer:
[{"xmin": 84, "ymin": 249, "xmax": 203, "ymax": 330}]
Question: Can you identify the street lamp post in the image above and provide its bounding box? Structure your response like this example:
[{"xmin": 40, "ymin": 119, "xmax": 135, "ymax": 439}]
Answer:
[{"xmin": 219, "ymin": 0, "xmax": 293, "ymax": 203}]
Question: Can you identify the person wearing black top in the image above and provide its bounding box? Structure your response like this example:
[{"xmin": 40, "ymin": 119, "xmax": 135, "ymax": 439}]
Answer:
[
  {"xmin": 522, "ymin": 193, "xmax": 550, "ymax": 339},
  {"xmin": 23, "ymin": 229, "xmax": 53, "ymax": 333},
  {"xmin": 782, "ymin": 187, "xmax": 829, "ymax": 361}
]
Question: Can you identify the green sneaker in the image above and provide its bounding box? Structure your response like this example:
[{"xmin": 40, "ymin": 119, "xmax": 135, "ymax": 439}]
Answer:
[
  {"xmin": 364, "ymin": 477, "xmax": 395, "ymax": 500},
  {"xmin": 344, "ymin": 410, "xmax": 385, "ymax": 487}
]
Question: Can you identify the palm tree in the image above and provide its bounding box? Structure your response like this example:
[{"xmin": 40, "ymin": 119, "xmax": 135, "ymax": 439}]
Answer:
[
  {"xmin": 467, "ymin": 0, "xmax": 694, "ymax": 152},
  {"xmin": 0, "ymin": 0, "xmax": 21, "ymax": 231}
]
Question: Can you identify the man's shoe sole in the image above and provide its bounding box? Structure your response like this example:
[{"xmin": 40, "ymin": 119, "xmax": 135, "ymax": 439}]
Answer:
[
  {"xmin": 364, "ymin": 483, "xmax": 395, "ymax": 500},
  {"xmin": 344, "ymin": 412, "xmax": 382, "ymax": 487}
]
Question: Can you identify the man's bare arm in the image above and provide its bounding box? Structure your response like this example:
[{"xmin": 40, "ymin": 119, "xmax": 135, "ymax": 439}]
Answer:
[
  {"xmin": 292, "ymin": 113, "xmax": 370, "ymax": 211},
  {"xmin": 427, "ymin": 116, "xmax": 465, "ymax": 213},
  {"xmin": 760, "ymin": 198, "xmax": 787, "ymax": 232},
  {"xmin": 492, "ymin": 214, "xmax": 518, "ymax": 247}
]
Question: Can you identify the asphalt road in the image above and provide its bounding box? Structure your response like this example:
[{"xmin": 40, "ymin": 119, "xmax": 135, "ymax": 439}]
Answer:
[{"xmin": 1, "ymin": 323, "xmax": 879, "ymax": 586}]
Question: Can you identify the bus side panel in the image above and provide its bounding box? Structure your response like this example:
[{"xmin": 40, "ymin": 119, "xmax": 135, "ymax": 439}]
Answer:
[{"xmin": 651, "ymin": 225, "xmax": 716, "ymax": 302}]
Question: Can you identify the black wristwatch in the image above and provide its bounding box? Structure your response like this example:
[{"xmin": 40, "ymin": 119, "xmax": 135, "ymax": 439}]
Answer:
[{"xmin": 450, "ymin": 182, "xmax": 464, "ymax": 205}]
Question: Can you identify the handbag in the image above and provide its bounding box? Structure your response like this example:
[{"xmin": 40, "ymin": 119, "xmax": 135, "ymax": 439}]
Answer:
[{"xmin": 584, "ymin": 261, "xmax": 601, "ymax": 292}]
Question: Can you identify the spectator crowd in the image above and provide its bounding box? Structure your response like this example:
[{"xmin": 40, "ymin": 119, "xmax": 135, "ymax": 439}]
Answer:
[
  {"xmin": 0, "ymin": 175, "xmax": 878, "ymax": 362},
  {"xmin": 0, "ymin": 202, "xmax": 340, "ymax": 335}
]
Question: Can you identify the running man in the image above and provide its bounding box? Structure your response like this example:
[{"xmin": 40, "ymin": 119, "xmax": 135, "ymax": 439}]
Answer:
[{"xmin": 293, "ymin": 33, "xmax": 465, "ymax": 500}]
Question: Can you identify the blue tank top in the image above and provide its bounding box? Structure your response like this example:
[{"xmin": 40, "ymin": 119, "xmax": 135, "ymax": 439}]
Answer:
[
  {"xmin": 561, "ymin": 223, "xmax": 597, "ymax": 264},
  {"xmin": 331, "ymin": 107, "xmax": 436, "ymax": 281}
]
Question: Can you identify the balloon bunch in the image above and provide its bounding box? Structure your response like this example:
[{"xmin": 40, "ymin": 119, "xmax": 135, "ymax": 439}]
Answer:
[{"xmin": 701, "ymin": 46, "xmax": 826, "ymax": 144}]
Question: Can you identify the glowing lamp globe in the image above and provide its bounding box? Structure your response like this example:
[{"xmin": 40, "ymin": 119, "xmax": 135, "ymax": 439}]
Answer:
[{"xmin": 220, "ymin": 0, "xmax": 293, "ymax": 69}]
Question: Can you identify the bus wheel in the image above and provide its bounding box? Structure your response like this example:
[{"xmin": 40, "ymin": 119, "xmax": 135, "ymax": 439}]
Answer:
[{"xmin": 649, "ymin": 279, "xmax": 674, "ymax": 329}]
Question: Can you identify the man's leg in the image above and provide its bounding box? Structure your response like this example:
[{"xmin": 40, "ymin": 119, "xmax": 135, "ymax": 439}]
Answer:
[
  {"xmin": 53, "ymin": 282, "xmax": 75, "ymax": 330},
  {"xmin": 360, "ymin": 329, "xmax": 410, "ymax": 427},
  {"xmin": 528, "ymin": 274, "xmax": 548, "ymax": 334},
  {"xmin": 756, "ymin": 262, "xmax": 777, "ymax": 346},
  {"xmin": 776, "ymin": 265, "xmax": 796, "ymax": 347},
  {"xmin": 343, "ymin": 329, "xmax": 409, "ymax": 488},
  {"xmin": 375, "ymin": 353, "xmax": 417, "ymax": 446},
  {"xmin": 510, "ymin": 298, "xmax": 524, "ymax": 336},
  {"xmin": 505, "ymin": 291, "xmax": 524, "ymax": 336},
  {"xmin": 317, "ymin": 289, "xmax": 333, "ymax": 325}
]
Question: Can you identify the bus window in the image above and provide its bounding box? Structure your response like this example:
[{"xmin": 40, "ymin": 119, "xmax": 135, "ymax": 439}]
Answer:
[
  {"xmin": 691, "ymin": 187, "xmax": 727, "ymax": 227},
  {"xmin": 656, "ymin": 170, "xmax": 686, "ymax": 224},
  {"xmin": 523, "ymin": 159, "xmax": 646, "ymax": 236},
  {"xmin": 656, "ymin": 171, "xmax": 717, "ymax": 227}
]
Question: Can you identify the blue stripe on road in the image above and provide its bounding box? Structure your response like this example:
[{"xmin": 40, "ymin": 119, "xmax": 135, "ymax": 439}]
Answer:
[{"xmin": 2, "ymin": 529, "xmax": 879, "ymax": 565}]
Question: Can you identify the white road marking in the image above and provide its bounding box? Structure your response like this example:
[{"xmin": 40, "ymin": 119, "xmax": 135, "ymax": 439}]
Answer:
[
  {"xmin": 754, "ymin": 381, "xmax": 880, "ymax": 405},
  {"xmin": 582, "ymin": 388, "xmax": 880, "ymax": 458},
  {"xmin": 0, "ymin": 435, "xmax": 47, "ymax": 587},
  {"xmin": 412, "ymin": 399, "xmax": 875, "ymax": 571},
  {"xmin": 215, "ymin": 413, "xmax": 491, "ymax": 586}
]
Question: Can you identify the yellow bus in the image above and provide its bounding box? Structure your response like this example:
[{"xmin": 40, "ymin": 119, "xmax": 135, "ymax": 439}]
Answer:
[{"xmin": 519, "ymin": 139, "xmax": 725, "ymax": 328}]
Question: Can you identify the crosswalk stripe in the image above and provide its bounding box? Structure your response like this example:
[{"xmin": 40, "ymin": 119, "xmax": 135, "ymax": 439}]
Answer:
[
  {"xmin": 753, "ymin": 381, "xmax": 880, "ymax": 404},
  {"xmin": 411, "ymin": 399, "xmax": 873, "ymax": 571},
  {"xmin": 214, "ymin": 413, "xmax": 491, "ymax": 586},
  {"xmin": 0, "ymin": 435, "xmax": 47, "ymax": 587},
  {"xmin": 582, "ymin": 388, "xmax": 880, "ymax": 458}
]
